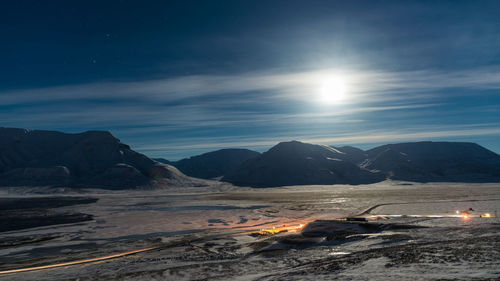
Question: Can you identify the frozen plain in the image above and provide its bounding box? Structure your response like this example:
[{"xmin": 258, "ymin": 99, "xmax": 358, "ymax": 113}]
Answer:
[{"xmin": 0, "ymin": 181, "xmax": 499, "ymax": 281}]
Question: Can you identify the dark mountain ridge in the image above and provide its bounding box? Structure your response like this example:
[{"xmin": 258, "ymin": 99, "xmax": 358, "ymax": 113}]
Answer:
[
  {"xmin": 363, "ymin": 141, "xmax": 500, "ymax": 182},
  {"xmin": 222, "ymin": 140, "xmax": 500, "ymax": 187},
  {"xmin": 222, "ymin": 141, "xmax": 385, "ymax": 187},
  {"xmin": 2, "ymin": 127, "xmax": 499, "ymax": 189},
  {"xmin": 155, "ymin": 148, "xmax": 260, "ymax": 179},
  {"xmin": 0, "ymin": 127, "xmax": 200, "ymax": 189}
]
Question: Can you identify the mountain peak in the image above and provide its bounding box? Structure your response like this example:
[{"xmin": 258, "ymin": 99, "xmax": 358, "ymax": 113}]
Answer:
[
  {"xmin": 365, "ymin": 141, "xmax": 500, "ymax": 182},
  {"xmin": 222, "ymin": 141, "xmax": 384, "ymax": 187},
  {"xmin": 163, "ymin": 148, "xmax": 260, "ymax": 179},
  {"xmin": 0, "ymin": 127, "xmax": 201, "ymax": 189}
]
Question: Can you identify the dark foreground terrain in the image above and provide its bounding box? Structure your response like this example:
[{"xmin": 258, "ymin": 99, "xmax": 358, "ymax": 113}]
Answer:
[{"xmin": 0, "ymin": 197, "xmax": 97, "ymax": 232}]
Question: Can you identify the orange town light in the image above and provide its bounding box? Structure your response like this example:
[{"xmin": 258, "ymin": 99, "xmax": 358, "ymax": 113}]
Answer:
[{"xmin": 256, "ymin": 223, "xmax": 306, "ymax": 235}]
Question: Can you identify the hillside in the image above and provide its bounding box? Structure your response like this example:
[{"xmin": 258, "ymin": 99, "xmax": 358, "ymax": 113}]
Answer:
[
  {"xmin": 156, "ymin": 149, "xmax": 260, "ymax": 179},
  {"xmin": 363, "ymin": 141, "xmax": 500, "ymax": 182},
  {"xmin": 0, "ymin": 127, "xmax": 200, "ymax": 189},
  {"xmin": 222, "ymin": 141, "xmax": 384, "ymax": 187}
]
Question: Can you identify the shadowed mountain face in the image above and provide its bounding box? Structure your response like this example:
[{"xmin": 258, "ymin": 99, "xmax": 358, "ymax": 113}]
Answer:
[
  {"xmin": 222, "ymin": 140, "xmax": 500, "ymax": 187},
  {"xmin": 0, "ymin": 127, "xmax": 199, "ymax": 189},
  {"xmin": 156, "ymin": 149, "xmax": 260, "ymax": 179},
  {"xmin": 154, "ymin": 158, "xmax": 171, "ymax": 165},
  {"xmin": 363, "ymin": 141, "xmax": 500, "ymax": 182},
  {"xmin": 222, "ymin": 141, "xmax": 385, "ymax": 187},
  {"xmin": 334, "ymin": 145, "xmax": 368, "ymax": 165},
  {"xmin": 2, "ymin": 127, "xmax": 499, "ymax": 189}
]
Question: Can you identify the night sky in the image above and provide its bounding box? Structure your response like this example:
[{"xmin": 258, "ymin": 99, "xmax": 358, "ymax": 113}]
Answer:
[{"xmin": 1, "ymin": 0, "xmax": 500, "ymax": 160}]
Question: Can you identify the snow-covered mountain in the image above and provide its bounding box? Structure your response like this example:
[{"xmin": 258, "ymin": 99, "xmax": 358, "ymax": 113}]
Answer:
[
  {"xmin": 155, "ymin": 148, "xmax": 260, "ymax": 179},
  {"xmin": 0, "ymin": 127, "xmax": 200, "ymax": 189},
  {"xmin": 222, "ymin": 140, "xmax": 500, "ymax": 187},
  {"xmin": 222, "ymin": 141, "xmax": 385, "ymax": 187},
  {"xmin": 2, "ymin": 127, "xmax": 499, "ymax": 188},
  {"xmin": 363, "ymin": 141, "xmax": 500, "ymax": 182}
]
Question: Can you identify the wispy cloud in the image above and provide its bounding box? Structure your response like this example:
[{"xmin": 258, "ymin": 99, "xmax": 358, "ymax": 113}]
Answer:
[
  {"xmin": 1, "ymin": 65, "xmax": 500, "ymax": 159},
  {"xmin": 1, "ymin": 66, "xmax": 500, "ymax": 106}
]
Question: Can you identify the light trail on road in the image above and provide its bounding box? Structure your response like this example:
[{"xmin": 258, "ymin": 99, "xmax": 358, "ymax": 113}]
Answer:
[
  {"xmin": 0, "ymin": 233, "xmax": 215, "ymax": 276},
  {"xmin": 0, "ymin": 246, "xmax": 161, "ymax": 275},
  {"xmin": 0, "ymin": 222, "xmax": 309, "ymax": 276}
]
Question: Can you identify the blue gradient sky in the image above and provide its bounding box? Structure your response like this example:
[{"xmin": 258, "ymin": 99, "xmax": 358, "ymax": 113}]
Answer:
[{"xmin": 1, "ymin": 0, "xmax": 499, "ymax": 160}]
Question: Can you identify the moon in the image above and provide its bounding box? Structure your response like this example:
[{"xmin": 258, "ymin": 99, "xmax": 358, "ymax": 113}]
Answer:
[{"xmin": 319, "ymin": 78, "xmax": 347, "ymax": 104}]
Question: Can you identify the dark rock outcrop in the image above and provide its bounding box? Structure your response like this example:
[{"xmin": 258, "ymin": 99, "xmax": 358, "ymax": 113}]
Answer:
[
  {"xmin": 0, "ymin": 127, "xmax": 200, "ymax": 189},
  {"xmin": 222, "ymin": 141, "xmax": 384, "ymax": 187},
  {"xmin": 222, "ymin": 140, "xmax": 500, "ymax": 187},
  {"xmin": 157, "ymin": 148, "xmax": 260, "ymax": 179},
  {"xmin": 363, "ymin": 141, "xmax": 500, "ymax": 182},
  {"xmin": 334, "ymin": 145, "xmax": 368, "ymax": 165},
  {"xmin": 4, "ymin": 127, "xmax": 498, "ymax": 188}
]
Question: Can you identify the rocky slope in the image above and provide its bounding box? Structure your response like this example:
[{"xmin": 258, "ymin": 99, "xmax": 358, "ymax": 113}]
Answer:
[
  {"xmin": 156, "ymin": 149, "xmax": 260, "ymax": 179},
  {"xmin": 3, "ymin": 127, "xmax": 499, "ymax": 189},
  {"xmin": 363, "ymin": 141, "xmax": 500, "ymax": 182},
  {"xmin": 0, "ymin": 127, "xmax": 201, "ymax": 189},
  {"xmin": 222, "ymin": 140, "xmax": 500, "ymax": 187},
  {"xmin": 222, "ymin": 141, "xmax": 384, "ymax": 187}
]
